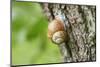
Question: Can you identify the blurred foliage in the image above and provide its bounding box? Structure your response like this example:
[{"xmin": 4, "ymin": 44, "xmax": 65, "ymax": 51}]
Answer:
[{"xmin": 12, "ymin": 0, "xmax": 61, "ymax": 65}]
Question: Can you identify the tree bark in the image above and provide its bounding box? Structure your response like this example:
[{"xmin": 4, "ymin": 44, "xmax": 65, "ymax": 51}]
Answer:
[{"xmin": 41, "ymin": 3, "xmax": 96, "ymax": 62}]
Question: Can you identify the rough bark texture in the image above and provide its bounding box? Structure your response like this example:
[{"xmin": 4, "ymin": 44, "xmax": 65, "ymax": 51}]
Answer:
[{"xmin": 41, "ymin": 3, "xmax": 96, "ymax": 62}]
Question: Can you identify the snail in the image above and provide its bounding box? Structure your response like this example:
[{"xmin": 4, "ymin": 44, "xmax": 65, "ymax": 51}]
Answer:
[{"xmin": 48, "ymin": 16, "xmax": 68, "ymax": 44}]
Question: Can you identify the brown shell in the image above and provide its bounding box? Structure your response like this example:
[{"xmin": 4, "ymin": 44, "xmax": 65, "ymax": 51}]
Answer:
[
  {"xmin": 52, "ymin": 31, "xmax": 67, "ymax": 44},
  {"xmin": 48, "ymin": 18, "xmax": 65, "ymax": 39}
]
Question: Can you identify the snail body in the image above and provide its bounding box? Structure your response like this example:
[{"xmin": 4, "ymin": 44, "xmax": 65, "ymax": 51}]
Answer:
[{"xmin": 48, "ymin": 17, "xmax": 68, "ymax": 44}]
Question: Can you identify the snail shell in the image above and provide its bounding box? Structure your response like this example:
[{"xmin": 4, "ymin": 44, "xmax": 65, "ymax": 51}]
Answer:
[
  {"xmin": 48, "ymin": 17, "xmax": 65, "ymax": 39},
  {"xmin": 48, "ymin": 17, "xmax": 68, "ymax": 44},
  {"xmin": 52, "ymin": 31, "xmax": 67, "ymax": 44}
]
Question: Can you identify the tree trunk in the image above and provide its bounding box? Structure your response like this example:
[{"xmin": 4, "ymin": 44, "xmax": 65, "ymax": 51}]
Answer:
[{"xmin": 41, "ymin": 3, "xmax": 96, "ymax": 62}]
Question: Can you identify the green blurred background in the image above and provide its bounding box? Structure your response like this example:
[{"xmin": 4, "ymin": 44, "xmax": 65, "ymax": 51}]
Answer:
[{"xmin": 12, "ymin": 0, "xmax": 61, "ymax": 65}]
